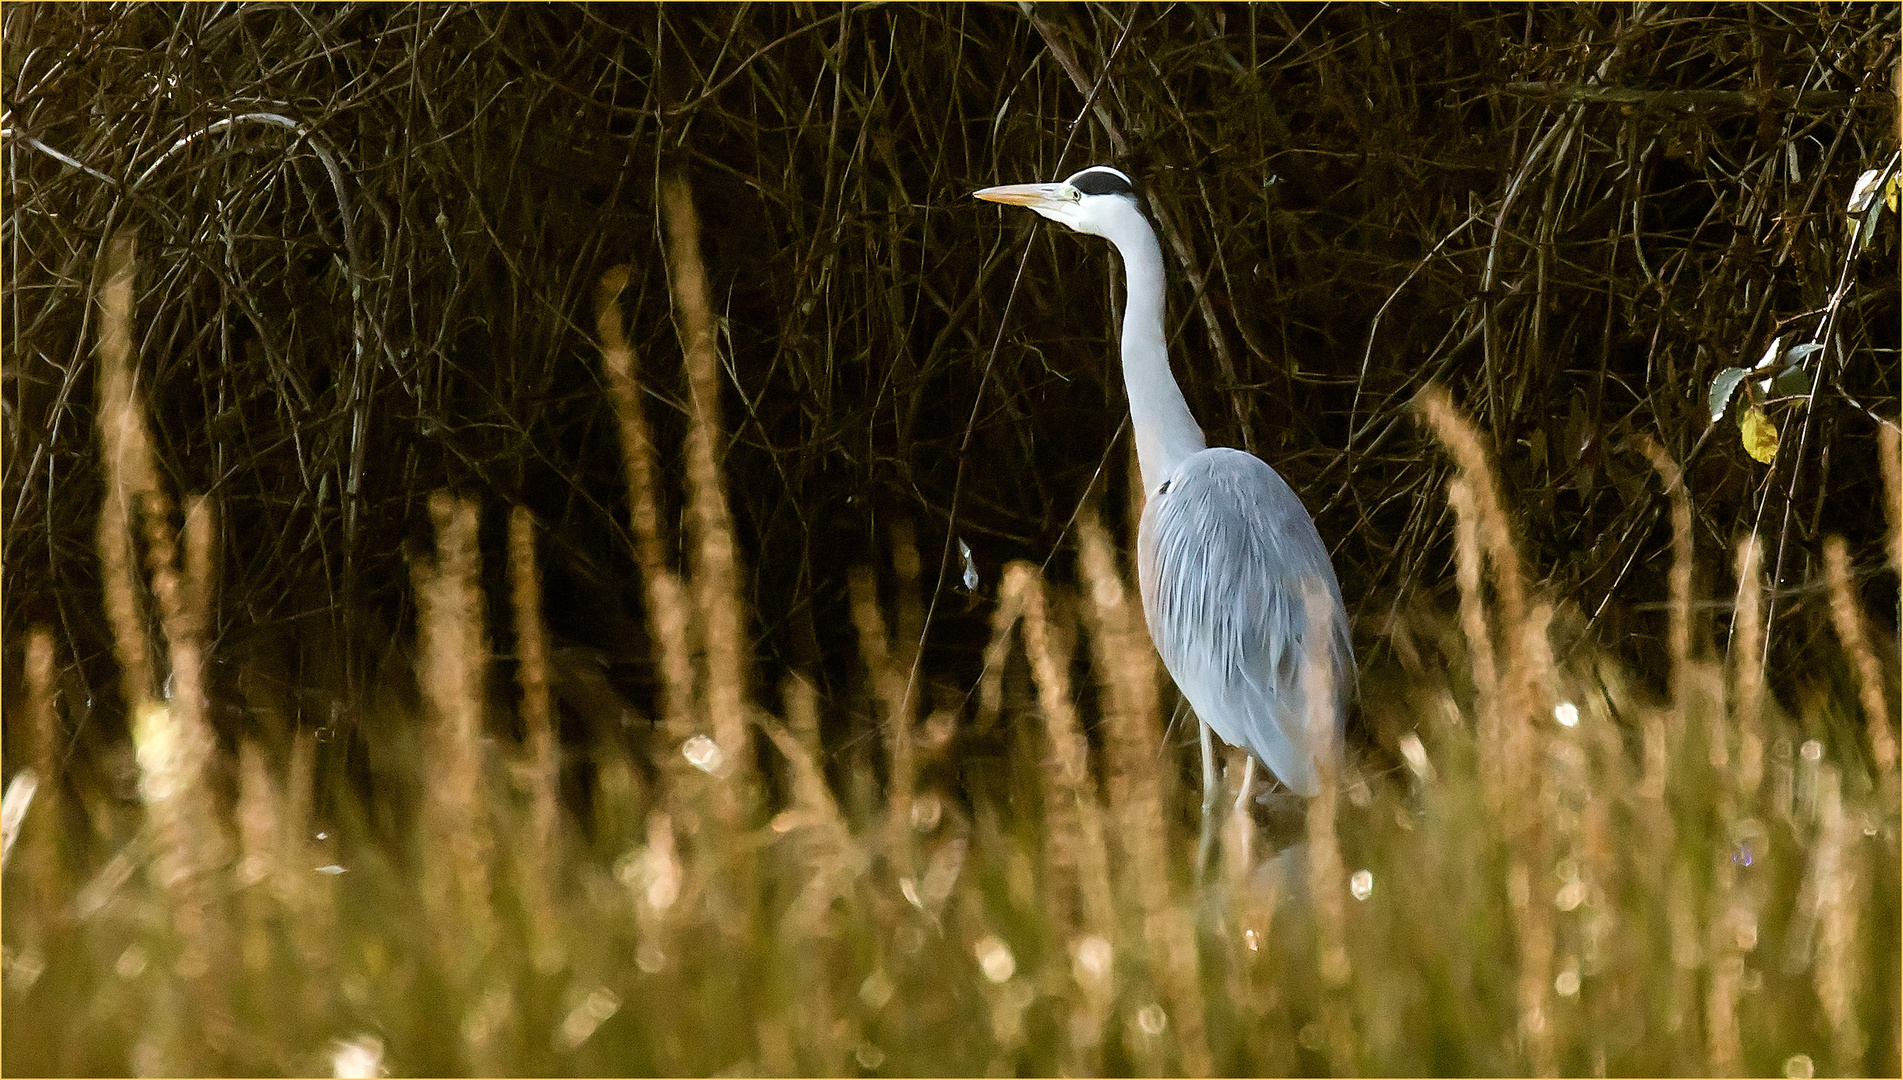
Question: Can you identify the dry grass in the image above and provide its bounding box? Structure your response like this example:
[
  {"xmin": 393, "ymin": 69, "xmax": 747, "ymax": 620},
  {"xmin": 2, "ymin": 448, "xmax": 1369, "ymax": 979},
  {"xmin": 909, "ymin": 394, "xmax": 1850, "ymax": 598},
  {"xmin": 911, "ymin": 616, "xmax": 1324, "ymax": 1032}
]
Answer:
[
  {"xmin": 412, "ymin": 493, "xmax": 496, "ymax": 984},
  {"xmin": 506, "ymin": 505, "xmax": 562, "ymax": 966},
  {"xmin": 660, "ymin": 171, "xmax": 755, "ymax": 802},
  {"xmin": 595, "ymin": 263, "xmax": 696, "ymax": 745},
  {"xmin": 6, "ymin": 235, "xmax": 1898, "ymax": 1076},
  {"xmin": 1825, "ymin": 536, "xmax": 1900, "ymax": 798},
  {"xmin": 4, "ymin": 7, "xmax": 1899, "ymax": 1077}
]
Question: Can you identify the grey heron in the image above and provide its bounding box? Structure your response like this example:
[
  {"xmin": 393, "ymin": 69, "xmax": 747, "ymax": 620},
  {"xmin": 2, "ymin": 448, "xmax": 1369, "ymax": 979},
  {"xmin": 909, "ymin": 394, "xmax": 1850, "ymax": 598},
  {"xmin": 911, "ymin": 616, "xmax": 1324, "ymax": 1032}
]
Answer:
[{"xmin": 975, "ymin": 165, "xmax": 1353, "ymax": 818}]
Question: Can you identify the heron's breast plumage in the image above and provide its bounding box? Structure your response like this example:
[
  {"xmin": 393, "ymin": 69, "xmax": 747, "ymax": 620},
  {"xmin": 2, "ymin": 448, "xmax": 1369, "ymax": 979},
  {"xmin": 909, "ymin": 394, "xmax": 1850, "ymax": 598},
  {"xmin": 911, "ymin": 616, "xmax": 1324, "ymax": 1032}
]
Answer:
[{"xmin": 1136, "ymin": 447, "xmax": 1351, "ymax": 796}]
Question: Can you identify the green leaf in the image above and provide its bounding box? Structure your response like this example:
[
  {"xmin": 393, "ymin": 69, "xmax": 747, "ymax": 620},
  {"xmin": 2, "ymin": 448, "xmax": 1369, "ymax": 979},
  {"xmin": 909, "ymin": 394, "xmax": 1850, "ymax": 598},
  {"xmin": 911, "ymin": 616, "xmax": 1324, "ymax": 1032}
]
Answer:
[
  {"xmin": 1770, "ymin": 365, "xmax": 1811, "ymax": 398},
  {"xmin": 1857, "ymin": 203, "xmax": 1884, "ymax": 254},
  {"xmin": 1708, "ymin": 366, "xmax": 1749, "ymax": 422}
]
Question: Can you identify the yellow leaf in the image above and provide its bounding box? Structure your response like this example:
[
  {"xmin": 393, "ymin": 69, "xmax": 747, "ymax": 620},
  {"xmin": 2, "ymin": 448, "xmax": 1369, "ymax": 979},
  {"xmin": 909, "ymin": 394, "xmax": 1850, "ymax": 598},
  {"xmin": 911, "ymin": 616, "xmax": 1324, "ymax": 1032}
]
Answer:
[
  {"xmin": 1886, "ymin": 171, "xmax": 1903, "ymax": 215},
  {"xmin": 1739, "ymin": 406, "xmax": 1779, "ymax": 464}
]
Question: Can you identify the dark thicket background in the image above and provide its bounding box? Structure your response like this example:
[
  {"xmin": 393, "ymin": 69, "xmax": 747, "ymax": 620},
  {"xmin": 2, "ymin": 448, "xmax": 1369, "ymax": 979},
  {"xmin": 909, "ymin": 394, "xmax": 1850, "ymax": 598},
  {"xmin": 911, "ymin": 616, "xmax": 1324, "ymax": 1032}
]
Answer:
[{"xmin": 5, "ymin": 4, "xmax": 1897, "ymax": 765}]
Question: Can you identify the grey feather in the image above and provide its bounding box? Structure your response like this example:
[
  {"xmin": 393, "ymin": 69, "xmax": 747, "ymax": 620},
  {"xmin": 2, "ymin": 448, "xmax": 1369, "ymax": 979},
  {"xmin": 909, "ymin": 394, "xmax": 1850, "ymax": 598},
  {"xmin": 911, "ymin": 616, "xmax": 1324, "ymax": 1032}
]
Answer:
[{"xmin": 1138, "ymin": 448, "xmax": 1352, "ymax": 796}]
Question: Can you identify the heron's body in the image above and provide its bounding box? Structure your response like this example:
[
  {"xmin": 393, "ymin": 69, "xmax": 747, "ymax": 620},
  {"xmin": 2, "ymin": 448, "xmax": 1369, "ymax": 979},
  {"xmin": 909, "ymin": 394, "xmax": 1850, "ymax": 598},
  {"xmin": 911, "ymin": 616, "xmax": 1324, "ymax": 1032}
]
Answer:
[
  {"xmin": 1139, "ymin": 447, "xmax": 1350, "ymax": 796},
  {"xmin": 977, "ymin": 165, "xmax": 1352, "ymax": 801}
]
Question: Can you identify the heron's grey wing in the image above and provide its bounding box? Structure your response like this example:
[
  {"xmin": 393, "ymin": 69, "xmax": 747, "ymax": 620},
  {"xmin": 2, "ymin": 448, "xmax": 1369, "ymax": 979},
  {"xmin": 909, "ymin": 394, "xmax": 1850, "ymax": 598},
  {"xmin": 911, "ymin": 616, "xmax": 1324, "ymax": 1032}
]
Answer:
[{"xmin": 1137, "ymin": 447, "xmax": 1352, "ymax": 796}]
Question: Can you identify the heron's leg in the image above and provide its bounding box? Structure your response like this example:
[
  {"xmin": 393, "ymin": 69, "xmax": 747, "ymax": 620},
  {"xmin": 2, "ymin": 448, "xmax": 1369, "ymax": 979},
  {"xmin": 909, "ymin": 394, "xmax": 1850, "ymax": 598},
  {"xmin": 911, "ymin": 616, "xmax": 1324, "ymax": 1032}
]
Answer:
[
  {"xmin": 1198, "ymin": 719, "xmax": 1218, "ymax": 816},
  {"xmin": 1195, "ymin": 720, "xmax": 1219, "ymax": 884},
  {"xmin": 1233, "ymin": 755, "xmax": 1257, "ymax": 816}
]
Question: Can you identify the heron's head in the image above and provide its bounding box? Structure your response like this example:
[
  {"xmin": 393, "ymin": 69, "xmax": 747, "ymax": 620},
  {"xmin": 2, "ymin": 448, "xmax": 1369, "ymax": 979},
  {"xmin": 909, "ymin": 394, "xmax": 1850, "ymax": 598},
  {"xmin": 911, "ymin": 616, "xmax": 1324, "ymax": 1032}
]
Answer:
[{"xmin": 973, "ymin": 165, "xmax": 1138, "ymax": 238}]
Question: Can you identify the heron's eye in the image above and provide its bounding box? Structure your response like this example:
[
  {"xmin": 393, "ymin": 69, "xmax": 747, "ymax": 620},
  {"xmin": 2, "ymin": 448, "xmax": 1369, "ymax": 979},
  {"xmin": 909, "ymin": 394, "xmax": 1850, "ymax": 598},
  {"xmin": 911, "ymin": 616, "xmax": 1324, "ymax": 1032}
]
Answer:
[{"xmin": 1157, "ymin": 480, "xmax": 1171, "ymax": 495}]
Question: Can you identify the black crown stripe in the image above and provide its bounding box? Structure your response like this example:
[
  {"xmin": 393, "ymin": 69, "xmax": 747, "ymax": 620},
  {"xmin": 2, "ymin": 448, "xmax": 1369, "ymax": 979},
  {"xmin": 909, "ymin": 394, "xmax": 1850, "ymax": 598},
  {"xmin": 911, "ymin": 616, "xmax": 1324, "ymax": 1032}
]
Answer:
[{"xmin": 1069, "ymin": 167, "xmax": 1134, "ymax": 196}]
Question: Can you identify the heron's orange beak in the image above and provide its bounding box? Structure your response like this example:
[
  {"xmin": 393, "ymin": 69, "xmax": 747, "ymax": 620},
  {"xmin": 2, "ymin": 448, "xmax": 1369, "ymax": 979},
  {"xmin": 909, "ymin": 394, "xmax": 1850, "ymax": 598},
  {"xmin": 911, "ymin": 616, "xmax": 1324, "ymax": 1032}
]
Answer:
[{"xmin": 973, "ymin": 182, "xmax": 1071, "ymax": 209}]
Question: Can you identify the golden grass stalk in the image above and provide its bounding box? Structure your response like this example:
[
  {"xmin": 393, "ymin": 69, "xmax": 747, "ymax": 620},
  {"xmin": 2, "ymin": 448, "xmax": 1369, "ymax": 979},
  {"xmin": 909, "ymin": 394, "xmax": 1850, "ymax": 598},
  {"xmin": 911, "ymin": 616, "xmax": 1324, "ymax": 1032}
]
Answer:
[
  {"xmin": 1001, "ymin": 559, "xmax": 1145, "ymax": 1075},
  {"xmin": 1636, "ymin": 442, "xmax": 1723, "ymax": 1075},
  {"xmin": 757, "ymin": 704, "xmax": 860, "ymax": 935},
  {"xmin": 1685, "ymin": 539, "xmax": 1754, "ymax": 1076},
  {"xmin": 95, "ymin": 235, "xmax": 215, "ymax": 859},
  {"xmin": 1417, "ymin": 390, "xmax": 1537, "ymax": 820},
  {"xmin": 1415, "ymin": 385, "xmax": 1528, "ymax": 640},
  {"xmin": 17, "ymin": 628, "xmax": 59, "ymax": 889},
  {"xmin": 1636, "ymin": 437, "xmax": 1694, "ymax": 714},
  {"xmin": 1513, "ymin": 601, "xmax": 1559, "ymax": 1077},
  {"xmin": 596, "ymin": 249, "xmax": 744, "ymax": 954},
  {"xmin": 1000, "ymin": 563, "xmax": 1115, "ymax": 942},
  {"xmin": 594, "ymin": 265, "xmax": 697, "ymax": 745},
  {"xmin": 975, "ymin": 573, "xmax": 1029, "ymax": 736},
  {"xmin": 183, "ymin": 497, "xmax": 214, "ymax": 632},
  {"xmin": 1420, "ymin": 387, "xmax": 1570, "ymax": 1072},
  {"xmin": 659, "ymin": 171, "xmax": 753, "ymax": 791},
  {"xmin": 760, "ymin": 679, "xmax": 858, "ymax": 1074},
  {"xmin": 139, "ymin": 496, "xmax": 221, "ymax": 865},
  {"xmin": 1299, "ymin": 579, "xmax": 1359, "ymax": 1076},
  {"xmin": 1214, "ymin": 744, "xmax": 1266, "ymax": 1042},
  {"xmin": 1076, "ymin": 513, "xmax": 1171, "ymax": 894},
  {"xmin": 1822, "ymin": 536, "xmax": 1897, "ymax": 787},
  {"xmin": 1075, "ymin": 514, "xmax": 1171, "ymax": 840},
  {"xmin": 1882, "ymin": 423, "xmax": 1901, "ymax": 574},
  {"xmin": 1517, "ymin": 600, "xmax": 1558, "ymax": 721},
  {"xmin": 96, "ymin": 495, "xmax": 152, "ymax": 709},
  {"xmin": 414, "ymin": 493, "xmax": 496, "ymax": 979},
  {"xmin": 1704, "ymin": 850, "xmax": 1748, "ymax": 1075},
  {"xmin": 1447, "ymin": 478, "xmax": 1498, "ymax": 759},
  {"xmin": 1510, "ymin": 853, "xmax": 1557, "ymax": 1075},
  {"xmin": 1080, "ymin": 517, "xmax": 1179, "ymax": 1072},
  {"xmin": 762, "ymin": 694, "xmax": 853, "ymax": 856},
  {"xmin": 784, "ymin": 673, "xmax": 825, "ymax": 772},
  {"xmin": 90, "ymin": 230, "xmax": 230, "ymax": 1072},
  {"xmin": 8, "ymin": 629, "xmax": 60, "ymax": 942},
  {"xmin": 1421, "ymin": 385, "xmax": 1541, "ymax": 833},
  {"xmin": 507, "ymin": 506, "xmax": 563, "ymax": 966},
  {"xmin": 1545, "ymin": 682, "xmax": 1615, "ymax": 1071},
  {"xmin": 888, "ymin": 518, "xmax": 926, "ymax": 670},
  {"xmin": 1731, "ymin": 535, "xmax": 1767, "ymax": 799},
  {"xmin": 1811, "ymin": 765, "xmax": 1867, "ymax": 1074},
  {"xmin": 848, "ymin": 564, "xmax": 917, "ymax": 879},
  {"xmin": 1216, "ymin": 782, "xmax": 1277, "ymax": 1070},
  {"xmin": 623, "ymin": 809, "xmax": 684, "ymax": 989},
  {"xmin": 1073, "ymin": 515, "xmax": 1212, "ymax": 1077},
  {"xmin": 94, "ymin": 231, "xmax": 158, "ymax": 711}
]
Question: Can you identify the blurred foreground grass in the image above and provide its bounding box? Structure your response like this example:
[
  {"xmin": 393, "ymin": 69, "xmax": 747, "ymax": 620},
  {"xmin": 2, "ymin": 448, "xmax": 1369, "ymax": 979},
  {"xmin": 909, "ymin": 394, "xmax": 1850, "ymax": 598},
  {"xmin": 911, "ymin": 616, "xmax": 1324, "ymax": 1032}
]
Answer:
[{"xmin": 4, "ymin": 191, "xmax": 1900, "ymax": 1078}]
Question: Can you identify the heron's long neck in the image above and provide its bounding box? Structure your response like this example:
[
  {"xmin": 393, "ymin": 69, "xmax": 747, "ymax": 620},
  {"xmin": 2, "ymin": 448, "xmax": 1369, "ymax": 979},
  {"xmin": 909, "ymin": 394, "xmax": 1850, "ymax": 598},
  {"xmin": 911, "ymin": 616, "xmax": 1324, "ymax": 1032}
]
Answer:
[{"xmin": 1105, "ymin": 215, "xmax": 1205, "ymax": 495}]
